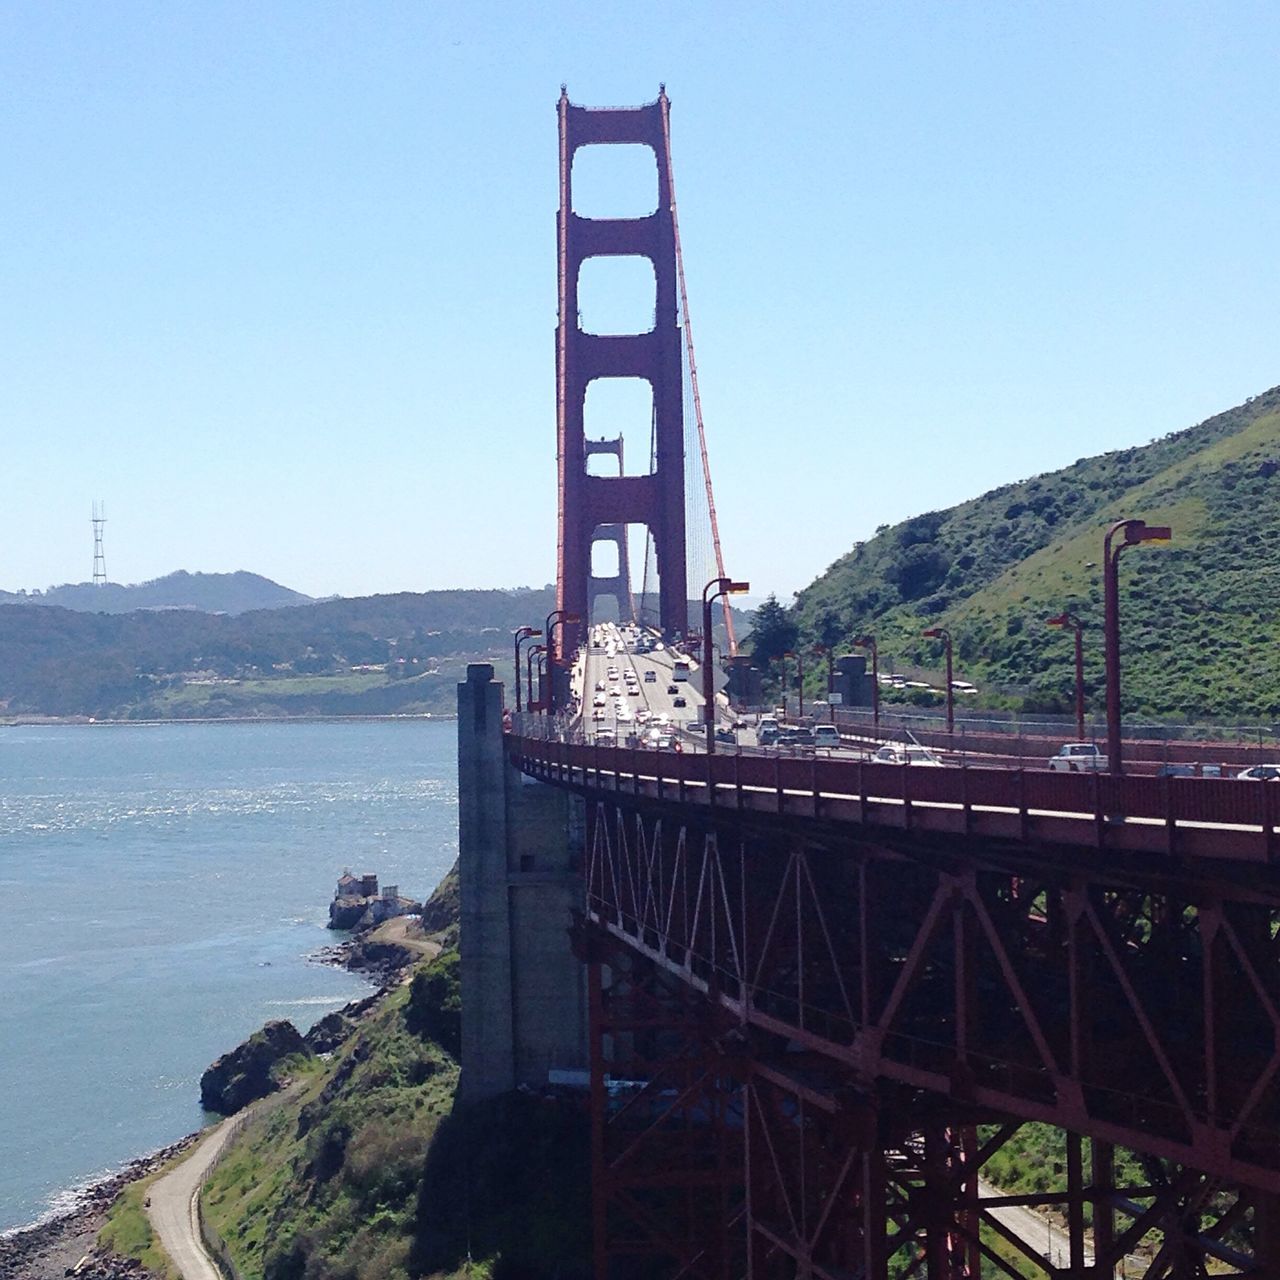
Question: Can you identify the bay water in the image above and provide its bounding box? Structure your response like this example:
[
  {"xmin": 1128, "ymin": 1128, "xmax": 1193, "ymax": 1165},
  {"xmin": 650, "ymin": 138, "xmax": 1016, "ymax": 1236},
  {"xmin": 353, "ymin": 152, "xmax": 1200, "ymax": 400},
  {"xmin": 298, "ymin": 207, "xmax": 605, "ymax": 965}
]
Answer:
[{"xmin": 0, "ymin": 719, "xmax": 458, "ymax": 1233}]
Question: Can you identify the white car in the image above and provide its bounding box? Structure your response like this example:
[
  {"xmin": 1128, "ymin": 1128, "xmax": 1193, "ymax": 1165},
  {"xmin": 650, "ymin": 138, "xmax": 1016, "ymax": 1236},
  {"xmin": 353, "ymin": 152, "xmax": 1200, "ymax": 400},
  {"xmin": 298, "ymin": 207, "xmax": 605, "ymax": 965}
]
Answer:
[
  {"xmin": 592, "ymin": 694, "xmax": 606, "ymax": 708},
  {"xmin": 873, "ymin": 743, "xmax": 944, "ymax": 767},
  {"xmin": 813, "ymin": 725, "xmax": 841, "ymax": 749},
  {"xmin": 1237, "ymin": 764, "xmax": 1280, "ymax": 781},
  {"xmin": 1047, "ymin": 743, "xmax": 1108, "ymax": 773}
]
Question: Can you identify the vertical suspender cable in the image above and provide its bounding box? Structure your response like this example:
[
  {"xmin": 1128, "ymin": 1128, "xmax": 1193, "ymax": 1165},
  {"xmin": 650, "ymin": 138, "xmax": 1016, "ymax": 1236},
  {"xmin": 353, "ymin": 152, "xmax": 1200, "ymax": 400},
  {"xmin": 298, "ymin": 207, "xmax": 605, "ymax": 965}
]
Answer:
[
  {"xmin": 660, "ymin": 95, "xmax": 739, "ymax": 656},
  {"xmin": 555, "ymin": 89, "xmax": 571, "ymax": 657}
]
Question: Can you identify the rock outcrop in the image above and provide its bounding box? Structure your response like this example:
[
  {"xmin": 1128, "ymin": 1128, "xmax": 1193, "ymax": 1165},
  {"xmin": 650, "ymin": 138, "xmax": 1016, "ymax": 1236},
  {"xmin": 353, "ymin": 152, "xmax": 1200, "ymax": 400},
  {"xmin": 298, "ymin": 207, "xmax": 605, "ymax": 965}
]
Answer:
[{"xmin": 200, "ymin": 1020, "xmax": 310, "ymax": 1115}]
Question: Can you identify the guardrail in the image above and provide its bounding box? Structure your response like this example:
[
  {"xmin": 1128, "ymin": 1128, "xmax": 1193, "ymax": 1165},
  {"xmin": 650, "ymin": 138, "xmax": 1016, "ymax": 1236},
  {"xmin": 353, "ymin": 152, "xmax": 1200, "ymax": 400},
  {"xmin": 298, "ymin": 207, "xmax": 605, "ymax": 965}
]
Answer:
[
  {"xmin": 510, "ymin": 709, "xmax": 1272, "ymax": 777},
  {"xmin": 508, "ymin": 732, "xmax": 1280, "ymax": 866}
]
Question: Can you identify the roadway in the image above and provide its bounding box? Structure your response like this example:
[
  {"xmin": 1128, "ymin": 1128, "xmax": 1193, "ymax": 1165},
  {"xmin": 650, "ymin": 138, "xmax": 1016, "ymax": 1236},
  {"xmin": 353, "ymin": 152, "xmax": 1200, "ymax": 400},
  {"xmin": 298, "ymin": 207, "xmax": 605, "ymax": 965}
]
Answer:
[{"xmin": 574, "ymin": 623, "xmax": 712, "ymax": 747}]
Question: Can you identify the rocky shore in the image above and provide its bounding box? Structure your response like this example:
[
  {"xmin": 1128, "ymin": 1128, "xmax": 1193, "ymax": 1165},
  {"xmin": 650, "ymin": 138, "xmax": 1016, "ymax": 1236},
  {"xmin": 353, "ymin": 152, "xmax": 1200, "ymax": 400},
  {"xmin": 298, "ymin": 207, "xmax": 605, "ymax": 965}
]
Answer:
[
  {"xmin": 0, "ymin": 1136, "xmax": 198, "ymax": 1280},
  {"xmin": 2, "ymin": 921, "xmax": 428, "ymax": 1280}
]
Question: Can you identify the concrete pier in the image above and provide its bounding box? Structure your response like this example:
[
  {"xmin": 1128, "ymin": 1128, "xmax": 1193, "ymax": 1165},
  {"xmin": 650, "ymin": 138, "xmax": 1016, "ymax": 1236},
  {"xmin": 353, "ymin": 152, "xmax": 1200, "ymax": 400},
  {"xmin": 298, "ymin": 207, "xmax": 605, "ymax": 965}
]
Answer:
[{"xmin": 457, "ymin": 663, "xmax": 587, "ymax": 1101}]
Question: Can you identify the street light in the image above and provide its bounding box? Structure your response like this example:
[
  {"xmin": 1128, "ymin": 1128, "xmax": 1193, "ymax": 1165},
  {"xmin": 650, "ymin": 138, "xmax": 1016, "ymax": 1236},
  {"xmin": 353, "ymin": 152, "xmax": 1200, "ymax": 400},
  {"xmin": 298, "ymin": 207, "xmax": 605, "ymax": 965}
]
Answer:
[
  {"xmin": 513, "ymin": 626, "xmax": 542, "ymax": 714},
  {"xmin": 922, "ymin": 627, "xmax": 954, "ymax": 734},
  {"xmin": 1104, "ymin": 519, "xmax": 1171, "ymax": 775},
  {"xmin": 853, "ymin": 634, "xmax": 879, "ymax": 733},
  {"xmin": 782, "ymin": 649, "xmax": 805, "ymax": 721},
  {"xmin": 543, "ymin": 609, "xmax": 581, "ymax": 715},
  {"xmin": 526, "ymin": 643, "xmax": 546, "ymax": 713},
  {"xmin": 1046, "ymin": 612, "xmax": 1086, "ymax": 740},
  {"xmin": 703, "ymin": 577, "xmax": 750, "ymax": 754}
]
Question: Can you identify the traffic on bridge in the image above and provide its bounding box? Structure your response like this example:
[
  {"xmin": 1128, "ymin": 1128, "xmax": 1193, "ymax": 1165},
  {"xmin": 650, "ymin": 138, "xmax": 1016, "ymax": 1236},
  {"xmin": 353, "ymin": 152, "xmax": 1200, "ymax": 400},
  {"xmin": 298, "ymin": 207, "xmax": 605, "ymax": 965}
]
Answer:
[{"xmin": 488, "ymin": 86, "xmax": 1280, "ymax": 1279}]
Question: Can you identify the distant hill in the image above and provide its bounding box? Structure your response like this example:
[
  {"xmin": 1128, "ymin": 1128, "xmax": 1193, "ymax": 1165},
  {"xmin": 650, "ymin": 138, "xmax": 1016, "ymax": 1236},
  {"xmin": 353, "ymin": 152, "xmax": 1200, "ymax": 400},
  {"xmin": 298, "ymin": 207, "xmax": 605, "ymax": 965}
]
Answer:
[
  {"xmin": 0, "ymin": 587, "xmax": 558, "ymax": 719},
  {"xmin": 787, "ymin": 384, "xmax": 1280, "ymax": 720},
  {"xmin": 0, "ymin": 570, "xmax": 314, "ymax": 615}
]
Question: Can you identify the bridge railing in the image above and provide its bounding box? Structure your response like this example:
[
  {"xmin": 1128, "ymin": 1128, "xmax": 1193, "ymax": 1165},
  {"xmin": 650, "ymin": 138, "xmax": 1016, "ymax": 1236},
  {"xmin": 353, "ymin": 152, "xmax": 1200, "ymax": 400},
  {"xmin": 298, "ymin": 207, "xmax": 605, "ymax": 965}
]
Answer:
[{"xmin": 508, "ymin": 731, "xmax": 1280, "ymax": 865}]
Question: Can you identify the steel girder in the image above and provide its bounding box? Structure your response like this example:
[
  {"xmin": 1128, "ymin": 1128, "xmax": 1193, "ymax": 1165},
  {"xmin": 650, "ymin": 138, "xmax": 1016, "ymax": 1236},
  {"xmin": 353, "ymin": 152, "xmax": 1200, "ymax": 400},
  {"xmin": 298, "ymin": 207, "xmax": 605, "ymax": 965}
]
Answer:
[{"xmin": 581, "ymin": 797, "xmax": 1280, "ymax": 1276}]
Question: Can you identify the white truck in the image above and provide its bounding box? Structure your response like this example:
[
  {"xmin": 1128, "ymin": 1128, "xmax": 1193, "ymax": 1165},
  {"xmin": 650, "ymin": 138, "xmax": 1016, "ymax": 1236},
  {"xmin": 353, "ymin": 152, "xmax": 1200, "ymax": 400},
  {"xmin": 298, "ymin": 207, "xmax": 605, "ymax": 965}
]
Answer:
[{"xmin": 1047, "ymin": 742, "xmax": 1109, "ymax": 772}]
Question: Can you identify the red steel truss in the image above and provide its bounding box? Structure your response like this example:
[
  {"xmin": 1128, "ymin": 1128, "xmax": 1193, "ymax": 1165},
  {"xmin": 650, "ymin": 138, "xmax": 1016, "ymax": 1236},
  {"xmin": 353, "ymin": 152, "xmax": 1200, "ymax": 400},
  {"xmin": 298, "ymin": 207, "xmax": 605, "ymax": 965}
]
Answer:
[{"xmin": 512, "ymin": 734, "xmax": 1280, "ymax": 1276}]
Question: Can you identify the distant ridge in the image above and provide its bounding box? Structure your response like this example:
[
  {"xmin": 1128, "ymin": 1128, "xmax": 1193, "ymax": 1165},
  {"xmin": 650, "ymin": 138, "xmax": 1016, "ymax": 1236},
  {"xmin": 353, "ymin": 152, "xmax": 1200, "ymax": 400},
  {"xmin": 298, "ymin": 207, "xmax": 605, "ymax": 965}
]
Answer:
[{"xmin": 0, "ymin": 570, "xmax": 315, "ymax": 616}]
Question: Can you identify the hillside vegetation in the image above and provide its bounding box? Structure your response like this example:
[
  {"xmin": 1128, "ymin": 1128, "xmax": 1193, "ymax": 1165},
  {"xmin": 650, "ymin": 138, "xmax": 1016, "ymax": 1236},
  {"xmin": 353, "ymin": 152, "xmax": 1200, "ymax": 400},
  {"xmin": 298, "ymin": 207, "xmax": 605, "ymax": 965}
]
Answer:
[
  {"xmin": 0, "ymin": 588, "xmax": 556, "ymax": 719},
  {"xmin": 199, "ymin": 952, "xmax": 589, "ymax": 1280},
  {"xmin": 789, "ymin": 385, "xmax": 1280, "ymax": 720}
]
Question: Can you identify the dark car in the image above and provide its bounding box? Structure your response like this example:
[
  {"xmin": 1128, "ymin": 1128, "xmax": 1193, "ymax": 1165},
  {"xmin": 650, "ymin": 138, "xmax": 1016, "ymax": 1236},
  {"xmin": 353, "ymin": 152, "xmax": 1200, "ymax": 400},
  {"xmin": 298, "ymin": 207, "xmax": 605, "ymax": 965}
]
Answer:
[
  {"xmin": 667, "ymin": 684, "xmax": 679, "ymax": 695},
  {"xmin": 673, "ymin": 695, "xmax": 687, "ymax": 708}
]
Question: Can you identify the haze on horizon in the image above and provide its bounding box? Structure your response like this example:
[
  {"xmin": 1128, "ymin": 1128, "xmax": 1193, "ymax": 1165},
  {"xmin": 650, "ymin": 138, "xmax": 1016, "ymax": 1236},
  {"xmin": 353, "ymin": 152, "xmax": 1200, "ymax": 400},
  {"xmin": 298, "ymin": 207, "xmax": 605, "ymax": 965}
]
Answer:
[{"xmin": 2, "ymin": 2, "xmax": 1276, "ymax": 602}]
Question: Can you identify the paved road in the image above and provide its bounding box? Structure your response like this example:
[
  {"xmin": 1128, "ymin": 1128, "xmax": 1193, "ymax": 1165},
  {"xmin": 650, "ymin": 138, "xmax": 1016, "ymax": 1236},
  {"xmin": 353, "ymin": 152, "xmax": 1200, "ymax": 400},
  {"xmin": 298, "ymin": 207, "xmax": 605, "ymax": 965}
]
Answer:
[
  {"xmin": 146, "ymin": 1115, "xmax": 239, "ymax": 1280},
  {"xmin": 147, "ymin": 1087, "xmax": 299, "ymax": 1279},
  {"xmin": 978, "ymin": 1178, "xmax": 1093, "ymax": 1270},
  {"xmin": 579, "ymin": 623, "xmax": 710, "ymax": 744}
]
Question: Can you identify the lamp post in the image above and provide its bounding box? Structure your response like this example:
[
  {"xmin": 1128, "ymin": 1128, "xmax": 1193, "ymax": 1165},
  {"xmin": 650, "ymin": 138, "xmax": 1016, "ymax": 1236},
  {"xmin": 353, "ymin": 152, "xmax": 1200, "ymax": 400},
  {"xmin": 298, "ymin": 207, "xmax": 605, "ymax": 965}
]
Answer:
[
  {"xmin": 1046, "ymin": 612, "xmax": 1086, "ymax": 740},
  {"xmin": 537, "ymin": 650, "xmax": 548, "ymax": 717},
  {"xmin": 783, "ymin": 650, "xmax": 805, "ymax": 720},
  {"xmin": 703, "ymin": 577, "xmax": 750, "ymax": 753},
  {"xmin": 1104, "ymin": 519, "xmax": 1171, "ymax": 775},
  {"xmin": 922, "ymin": 627, "xmax": 954, "ymax": 734},
  {"xmin": 526, "ymin": 643, "xmax": 546, "ymax": 713},
  {"xmin": 542, "ymin": 610, "xmax": 581, "ymax": 716},
  {"xmin": 854, "ymin": 634, "xmax": 879, "ymax": 733},
  {"xmin": 513, "ymin": 626, "xmax": 541, "ymax": 714}
]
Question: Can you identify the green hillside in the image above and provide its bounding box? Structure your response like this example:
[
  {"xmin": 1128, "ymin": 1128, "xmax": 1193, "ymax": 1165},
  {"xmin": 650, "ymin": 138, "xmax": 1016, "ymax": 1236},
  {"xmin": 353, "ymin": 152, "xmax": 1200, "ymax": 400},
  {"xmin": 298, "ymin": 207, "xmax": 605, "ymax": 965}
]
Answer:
[{"xmin": 789, "ymin": 384, "xmax": 1280, "ymax": 720}]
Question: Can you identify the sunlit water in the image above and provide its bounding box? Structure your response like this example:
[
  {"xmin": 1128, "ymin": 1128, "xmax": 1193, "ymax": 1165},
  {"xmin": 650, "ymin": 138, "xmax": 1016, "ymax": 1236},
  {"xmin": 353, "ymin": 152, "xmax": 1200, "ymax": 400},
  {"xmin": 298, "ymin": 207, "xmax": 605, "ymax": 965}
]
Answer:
[{"xmin": 0, "ymin": 720, "xmax": 457, "ymax": 1233}]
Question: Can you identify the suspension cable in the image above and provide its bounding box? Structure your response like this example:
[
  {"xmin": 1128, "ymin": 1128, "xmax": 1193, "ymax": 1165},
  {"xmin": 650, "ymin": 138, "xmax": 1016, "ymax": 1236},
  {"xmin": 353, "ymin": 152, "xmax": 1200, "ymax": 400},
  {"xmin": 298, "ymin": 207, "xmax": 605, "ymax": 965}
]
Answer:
[{"xmin": 661, "ymin": 95, "xmax": 739, "ymax": 656}]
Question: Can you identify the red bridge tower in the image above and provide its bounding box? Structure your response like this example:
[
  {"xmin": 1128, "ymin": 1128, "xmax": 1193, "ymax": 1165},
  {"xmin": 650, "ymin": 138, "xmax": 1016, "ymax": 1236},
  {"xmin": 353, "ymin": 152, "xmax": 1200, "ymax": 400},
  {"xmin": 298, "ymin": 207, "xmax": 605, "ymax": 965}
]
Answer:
[{"xmin": 556, "ymin": 87, "xmax": 687, "ymax": 657}]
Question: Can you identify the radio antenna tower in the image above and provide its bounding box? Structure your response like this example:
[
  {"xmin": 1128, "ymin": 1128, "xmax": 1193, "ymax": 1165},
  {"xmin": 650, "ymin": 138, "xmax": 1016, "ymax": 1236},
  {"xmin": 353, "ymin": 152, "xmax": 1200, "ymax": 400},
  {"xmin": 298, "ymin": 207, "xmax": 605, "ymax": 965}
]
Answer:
[{"xmin": 92, "ymin": 502, "xmax": 107, "ymax": 586}]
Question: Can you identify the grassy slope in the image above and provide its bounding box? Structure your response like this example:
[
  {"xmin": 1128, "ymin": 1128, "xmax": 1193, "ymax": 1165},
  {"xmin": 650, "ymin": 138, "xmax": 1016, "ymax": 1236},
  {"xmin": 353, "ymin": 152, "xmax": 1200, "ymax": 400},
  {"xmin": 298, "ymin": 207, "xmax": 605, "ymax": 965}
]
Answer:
[
  {"xmin": 792, "ymin": 385, "xmax": 1280, "ymax": 719},
  {"xmin": 200, "ymin": 956, "xmax": 589, "ymax": 1280}
]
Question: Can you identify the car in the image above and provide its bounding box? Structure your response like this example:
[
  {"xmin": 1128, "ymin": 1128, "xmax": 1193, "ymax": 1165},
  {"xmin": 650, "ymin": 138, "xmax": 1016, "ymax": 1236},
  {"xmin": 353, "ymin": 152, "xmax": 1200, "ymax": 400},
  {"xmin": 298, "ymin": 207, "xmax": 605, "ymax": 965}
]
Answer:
[
  {"xmin": 644, "ymin": 670, "xmax": 657, "ymax": 683},
  {"xmin": 873, "ymin": 743, "xmax": 944, "ymax": 766},
  {"xmin": 1237, "ymin": 764, "xmax": 1280, "ymax": 781},
  {"xmin": 813, "ymin": 725, "xmax": 841, "ymax": 749},
  {"xmin": 714, "ymin": 727, "xmax": 736, "ymax": 744},
  {"xmin": 629, "ymin": 686, "xmax": 641, "ymax": 696},
  {"xmin": 673, "ymin": 695, "xmax": 687, "ymax": 708},
  {"xmin": 595, "ymin": 680, "xmax": 605, "ymax": 692},
  {"xmin": 667, "ymin": 684, "xmax": 679, "ymax": 695},
  {"xmin": 1047, "ymin": 743, "xmax": 1109, "ymax": 772},
  {"xmin": 597, "ymin": 728, "xmax": 616, "ymax": 745},
  {"xmin": 592, "ymin": 694, "xmax": 606, "ymax": 707}
]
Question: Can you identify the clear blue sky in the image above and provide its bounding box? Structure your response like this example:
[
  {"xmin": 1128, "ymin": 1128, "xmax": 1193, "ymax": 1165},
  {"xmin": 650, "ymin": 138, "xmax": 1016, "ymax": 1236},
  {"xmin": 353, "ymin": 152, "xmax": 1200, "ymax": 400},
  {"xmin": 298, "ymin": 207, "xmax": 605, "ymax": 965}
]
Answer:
[{"xmin": 2, "ymin": 2, "xmax": 1276, "ymax": 600}]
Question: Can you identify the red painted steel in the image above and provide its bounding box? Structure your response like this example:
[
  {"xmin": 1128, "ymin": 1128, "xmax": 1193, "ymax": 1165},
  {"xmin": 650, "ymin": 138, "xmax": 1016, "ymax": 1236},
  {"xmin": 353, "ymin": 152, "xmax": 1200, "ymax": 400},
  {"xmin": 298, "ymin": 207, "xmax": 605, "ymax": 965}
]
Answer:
[
  {"xmin": 556, "ymin": 89, "xmax": 687, "ymax": 651},
  {"xmin": 512, "ymin": 735, "xmax": 1280, "ymax": 866},
  {"xmin": 513, "ymin": 731, "xmax": 1280, "ymax": 1274}
]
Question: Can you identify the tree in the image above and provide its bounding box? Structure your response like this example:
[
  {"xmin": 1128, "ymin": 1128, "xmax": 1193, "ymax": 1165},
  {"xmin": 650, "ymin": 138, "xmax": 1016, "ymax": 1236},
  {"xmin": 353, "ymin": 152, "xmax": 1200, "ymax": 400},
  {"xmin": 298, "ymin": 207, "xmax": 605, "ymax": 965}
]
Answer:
[{"xmin": 749, "ymin": 594, "xmax": 798, "ymax": 666}]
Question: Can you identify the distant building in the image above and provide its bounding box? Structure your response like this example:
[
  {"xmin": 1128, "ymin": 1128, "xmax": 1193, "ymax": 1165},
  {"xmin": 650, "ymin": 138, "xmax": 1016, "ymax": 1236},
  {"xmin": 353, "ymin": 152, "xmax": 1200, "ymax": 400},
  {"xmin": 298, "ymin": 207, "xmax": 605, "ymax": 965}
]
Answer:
[{"xmin": 329, "ymin": 870, "xmax": 420, "ymax": 931}]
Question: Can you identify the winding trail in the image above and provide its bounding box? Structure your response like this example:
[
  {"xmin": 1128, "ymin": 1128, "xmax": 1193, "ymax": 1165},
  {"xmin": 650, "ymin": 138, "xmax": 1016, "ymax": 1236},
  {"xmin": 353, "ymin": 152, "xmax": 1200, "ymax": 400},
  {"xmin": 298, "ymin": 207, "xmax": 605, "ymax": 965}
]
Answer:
[
  {"xmin": 145, "ymin": 1114, "xmax": 240, "ymax": 1280},
  {"xmin": 147, "ymin": 1085, "xmax": 301, "ymax": 1280}
]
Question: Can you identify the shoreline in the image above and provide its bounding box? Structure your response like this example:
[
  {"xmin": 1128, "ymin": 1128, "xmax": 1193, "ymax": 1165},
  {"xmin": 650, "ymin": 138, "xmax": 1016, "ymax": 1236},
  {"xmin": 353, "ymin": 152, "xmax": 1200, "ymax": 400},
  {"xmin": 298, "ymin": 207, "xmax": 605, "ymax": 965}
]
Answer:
[
  {"xmin": 0, "ymin": 1134, "xmax": 201, "ymax": 1279},
  {"xmin": 1, "ymin": 711, "xmax": 458, "ymax": 728},
  {"xmin": 1, "ymin": 926, "xmax": 420, "ymax": 1279}
]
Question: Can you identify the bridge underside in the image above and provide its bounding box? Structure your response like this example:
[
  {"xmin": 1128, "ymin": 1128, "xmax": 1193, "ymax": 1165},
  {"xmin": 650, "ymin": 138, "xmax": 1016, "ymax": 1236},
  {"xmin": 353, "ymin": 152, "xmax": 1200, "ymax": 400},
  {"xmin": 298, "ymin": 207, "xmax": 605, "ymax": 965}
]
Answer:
[{"xmin": 567, "ymin": 785, "xmax": 1280, "ymax": 1278}]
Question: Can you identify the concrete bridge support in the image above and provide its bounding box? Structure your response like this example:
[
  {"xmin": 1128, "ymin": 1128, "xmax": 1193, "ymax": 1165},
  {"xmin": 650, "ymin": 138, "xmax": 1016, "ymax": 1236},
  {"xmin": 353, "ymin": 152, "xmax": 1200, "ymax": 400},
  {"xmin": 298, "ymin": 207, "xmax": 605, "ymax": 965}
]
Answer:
[{"xmin": 457, "ymin": 664, "xmax": 587, "ymax": 1101}]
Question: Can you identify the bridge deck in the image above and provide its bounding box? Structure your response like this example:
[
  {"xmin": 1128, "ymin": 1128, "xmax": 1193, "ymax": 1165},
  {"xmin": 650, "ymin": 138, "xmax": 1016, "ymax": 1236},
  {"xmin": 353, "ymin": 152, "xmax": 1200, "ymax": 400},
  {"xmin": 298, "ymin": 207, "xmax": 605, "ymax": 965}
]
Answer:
[{"xmin": 511, "ymin": 733, "xmax": 1280, "ymax": 867}]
